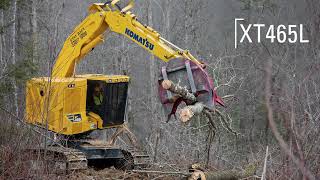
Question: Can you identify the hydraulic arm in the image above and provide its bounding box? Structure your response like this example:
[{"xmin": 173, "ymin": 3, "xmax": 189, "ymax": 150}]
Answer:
[{"xmin": 52, "ymin": 1, "xmax": 203, "ymax": 78}]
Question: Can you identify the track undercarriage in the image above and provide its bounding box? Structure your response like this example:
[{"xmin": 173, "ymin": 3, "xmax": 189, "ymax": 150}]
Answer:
[
  {"xmin": 25, "ymin": 144, "xmax": 150, "ymax": 173},
  {"xmin": 24, "ymin": 125, "xmax": 150, "ymax": 173}
]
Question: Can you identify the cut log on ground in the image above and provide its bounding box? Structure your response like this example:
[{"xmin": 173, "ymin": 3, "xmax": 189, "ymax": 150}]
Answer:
[{"xmin": 189, "ymin": 163, "xmax": 259, "ymax": 180}]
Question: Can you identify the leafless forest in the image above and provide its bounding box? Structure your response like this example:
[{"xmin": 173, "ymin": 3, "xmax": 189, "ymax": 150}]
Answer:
[{"xmin": 0, "ymin": 0, "xmax": 320, "ymax": 179}]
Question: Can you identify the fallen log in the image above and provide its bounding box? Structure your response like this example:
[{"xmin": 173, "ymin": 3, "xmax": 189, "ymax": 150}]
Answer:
[
  {"xmin": 132, "ymin": 164, "xmax": 258, "ymax": 180},
  {"xmin": 132, "ymin": 170, "xmax": 190, "ymax": 176},
  {"xmin": 189, "ymin": 163, "xmax": 259, "ymax": 180},
  {"xmin": 203, "ymin": 170, "xmax": 243, "ymax": 180}
]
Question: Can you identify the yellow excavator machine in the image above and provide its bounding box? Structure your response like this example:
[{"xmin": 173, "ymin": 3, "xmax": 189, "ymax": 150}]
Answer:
[{"xmin": 25, "ymin": 0, "xmax": 220, "ymax": 171}]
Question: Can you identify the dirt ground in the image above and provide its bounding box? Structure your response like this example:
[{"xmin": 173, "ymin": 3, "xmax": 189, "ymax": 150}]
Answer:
[{"xmin": 60, "ymin": 168, "xmax": 185, "ymax": 180}]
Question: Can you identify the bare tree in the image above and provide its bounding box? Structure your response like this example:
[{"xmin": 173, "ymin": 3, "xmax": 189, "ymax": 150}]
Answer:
[
  {"xmin": 11, "ymin": 0, "xmax": 18, "ymax": 116},
  {"xmin": 31, "ymin": 0, "xmax": 38, "ymax": 63}
]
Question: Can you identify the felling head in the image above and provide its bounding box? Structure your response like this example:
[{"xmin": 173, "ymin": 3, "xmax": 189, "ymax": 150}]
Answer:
[{"xmin": 158, "ymin": 58, "xmax": 225, "ymax": 121}]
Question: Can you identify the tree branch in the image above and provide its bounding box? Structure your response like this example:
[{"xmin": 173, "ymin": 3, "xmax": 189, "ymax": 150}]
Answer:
[{"xmin": 264, "ymin": 59, "xmax": 315, "ymax": 180}]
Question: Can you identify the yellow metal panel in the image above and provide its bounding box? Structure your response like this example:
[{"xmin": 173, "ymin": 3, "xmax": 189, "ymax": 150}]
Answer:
[
  {"xmin": 26, "ymin": 77, "xmax": 96, "ymax": 135},
  {"xmin": 72, "ymin": 123, "xmax": 83, "ymax": 133},
  {"xmin": 64, "ymin": 88, "xmax": 81, "ymax": 114},
  {"xmin": 51, "ymin": 12, "xmax": 108, "ymax": 77}
]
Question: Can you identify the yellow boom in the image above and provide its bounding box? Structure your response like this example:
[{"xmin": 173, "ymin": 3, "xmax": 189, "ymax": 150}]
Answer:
[{"xmin": 52, "ymin": 1, "xmax": 203, "ymax": 78}]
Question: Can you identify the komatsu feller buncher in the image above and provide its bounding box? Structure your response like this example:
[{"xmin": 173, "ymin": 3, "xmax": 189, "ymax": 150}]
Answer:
[{"xmin": 25, "ymin": 0, "xmax": 223, "ymax": 171}]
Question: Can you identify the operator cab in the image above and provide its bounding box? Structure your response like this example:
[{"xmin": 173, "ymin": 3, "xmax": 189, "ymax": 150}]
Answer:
[{"xmin": 85, "ymin": 75, "xmax": 129, "ymax": 127}]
